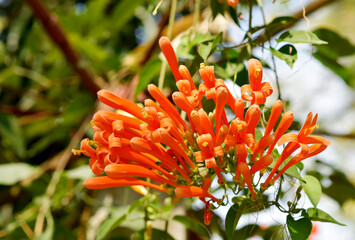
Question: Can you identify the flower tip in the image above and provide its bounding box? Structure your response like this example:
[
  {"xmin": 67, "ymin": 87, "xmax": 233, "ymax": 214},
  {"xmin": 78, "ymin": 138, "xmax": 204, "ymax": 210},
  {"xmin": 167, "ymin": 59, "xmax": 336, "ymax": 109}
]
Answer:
[
  {"xmin": 130, "ymin": 137, "xmax": 152, "ymax": 151},
  {"xmin": 131, "ymin": 185, "xmax": 148, "ymax": 196},
  {"xmin": 97, "ymin": 89, "xmax": 109, "ymax": 99},
  {"xmin": 216, "ymin": 86, "xmax": 228, "ymax": 98},
  {"xmin": 275, "ymin": 99, "xmax": 283, "ymax": 107},
  {"xmin": 159, "ymin": 36, "xmax": 170, "ymax": 47},
  {"xmin": 83, "ymin": 177, "xmax": 97, "ymax": 189},
  {"xmin": 248, "ymin": 59, "xmax": 263, "ymax": 85},
  {"xmin": 147, "ymin": 84, "xmax": 155, "ymax": 91},
  {"xmin": 227, "ymin": 0, "xmax": 239, "ymax": 7}
]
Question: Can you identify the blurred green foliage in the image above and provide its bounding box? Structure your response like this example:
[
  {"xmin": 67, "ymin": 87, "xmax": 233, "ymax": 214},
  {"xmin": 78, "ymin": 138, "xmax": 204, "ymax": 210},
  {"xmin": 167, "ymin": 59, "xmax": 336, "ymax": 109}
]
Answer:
[{"xmin": 0, "ymin": 0, "xmax": 355, "ymax": 239}]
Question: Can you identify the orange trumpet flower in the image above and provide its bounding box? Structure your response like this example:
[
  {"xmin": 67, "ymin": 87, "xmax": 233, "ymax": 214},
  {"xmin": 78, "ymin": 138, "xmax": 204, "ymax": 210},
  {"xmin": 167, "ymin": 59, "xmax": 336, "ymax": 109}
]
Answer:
[{"xmin": 241, "ymin": 59, "xmax": 273, "ymax": 105}]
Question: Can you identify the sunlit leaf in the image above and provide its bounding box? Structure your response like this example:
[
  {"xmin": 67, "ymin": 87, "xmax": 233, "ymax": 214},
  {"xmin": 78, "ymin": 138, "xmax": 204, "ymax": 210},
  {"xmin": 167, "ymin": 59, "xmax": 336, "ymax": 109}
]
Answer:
[
  {"xmin": 276, "ymin": 30, "xmax": 327, "ymax": 45},
  {"xmin": 66, "ymin": 165, "xmax": 93, "ymax": 180},
  {"xmin": 268, "ymin": 153, "xmax": 302, "ymax": 181},
  {"xmin": 300, "ymin": 175, "xmax": 322, "ymax": 207},
  {"xmin": 305, "ymin": 208, "xmax": 345, "ymax": 226},
  {"xmin": 198, "ymin": 32, "xmax": 222, "ymax": 61},
  {"xmin": 270, "ymin": 44, "xmax": 297, "ymax": 68},
  {"xmin": 0, "ymin": 163, "xmax": 36, "ymax": 185}
]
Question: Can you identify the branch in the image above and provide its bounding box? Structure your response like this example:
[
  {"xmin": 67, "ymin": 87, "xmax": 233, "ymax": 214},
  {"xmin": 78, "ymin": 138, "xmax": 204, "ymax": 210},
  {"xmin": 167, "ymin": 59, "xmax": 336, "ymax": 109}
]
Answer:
[
  {"xmin": 255, "ymin": 0, "xmax": 339, "ymax": 43},
  {"xmin": 25, "ymin": 0, "xmax": 102, "ymax": 95},
  {"xmin": 316, "ymin": 130, "xmax": 355, "ymax": 139}
]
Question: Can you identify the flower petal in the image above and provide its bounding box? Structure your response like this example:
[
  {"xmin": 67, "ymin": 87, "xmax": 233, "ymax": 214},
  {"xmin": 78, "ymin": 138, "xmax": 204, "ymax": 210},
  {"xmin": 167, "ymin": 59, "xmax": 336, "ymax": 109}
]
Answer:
[{"xmin": 159, "ymin": 36, "xmax": 181, "ymax": 81}]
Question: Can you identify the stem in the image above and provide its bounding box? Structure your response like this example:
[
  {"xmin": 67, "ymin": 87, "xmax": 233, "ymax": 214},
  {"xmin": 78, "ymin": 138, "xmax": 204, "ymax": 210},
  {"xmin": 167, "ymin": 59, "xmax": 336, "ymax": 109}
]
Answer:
[
  {"xmin": 258, "ymin": 2, "xmax": 282, "ymax": 101},
  {"xmin": 158, "ymin": 0, "xmax": 178, "ymax": 90},
  {"xmin": 247, "ymin": 0, "xmax": 253, "ymax": 57},
  {"xmin": 163, "ymin": 218, "xmax": 170, "ymax": 240},
  {"xmin": 193, "ymin": 0, "xmax": 201, "ymax": 32},
  {"xmin": 25, "ymin": 0, "xmax": 101, "ymax": 95},
  {"xmin": 33, "ymin": 112, "xmax": 93, "ymax": 236}
]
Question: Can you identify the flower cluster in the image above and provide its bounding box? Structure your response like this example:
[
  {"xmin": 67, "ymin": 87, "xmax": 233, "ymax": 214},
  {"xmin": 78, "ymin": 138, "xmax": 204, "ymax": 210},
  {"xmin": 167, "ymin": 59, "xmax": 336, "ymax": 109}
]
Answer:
[{"xmin": 74, "ymin": 36, "xmax": 330, "ymax": 225}]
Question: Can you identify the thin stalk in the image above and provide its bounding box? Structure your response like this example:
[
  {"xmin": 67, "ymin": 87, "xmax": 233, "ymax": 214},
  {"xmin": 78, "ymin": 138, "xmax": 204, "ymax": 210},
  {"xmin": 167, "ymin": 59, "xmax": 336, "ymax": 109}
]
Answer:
[
  {"xmin": 258, "ymin": 1, "xmax": 282, "ymax": 101},
  {"xmin": 163, "ymin": 218, "xmax": 170, "ymax": 240},
  {"xmin": 193, "ymin": 0, "xmax": 201, "ymax": 32},
  {"xmin": 247, "ymin": 0, "xmax": 253, "ymax": 57},
  {"xmin": 158, "ymin": 0, "xmax": 178, "ymax": 90}
]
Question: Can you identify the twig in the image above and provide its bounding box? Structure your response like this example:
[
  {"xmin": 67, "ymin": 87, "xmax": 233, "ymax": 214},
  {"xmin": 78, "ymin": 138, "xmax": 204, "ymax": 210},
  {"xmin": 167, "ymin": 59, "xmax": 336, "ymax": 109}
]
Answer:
[
  {"xmin": 316, "ymin": 130, "xmax": 355, "ymax": 139},
  {"xmin": 25, "ymin": 0, "xmax": 101, "ymax": 96},
  {"xmin": 258, "ymin": 2, "xmax": 282, "ymax": 101},
  {"xmin": 33, "ymin": 111, "xmax": 94, "ymax": 236},
  {"xmin": 254, "ymin": 0, "xmax": 338, "ymax": 44},
  {"xmin": 193, "ymin": 0, "xmax": 201, "ymax": 32},
  {"xmin": 247, "ymin": 0, "xmax": 253, "ymax": 57}
]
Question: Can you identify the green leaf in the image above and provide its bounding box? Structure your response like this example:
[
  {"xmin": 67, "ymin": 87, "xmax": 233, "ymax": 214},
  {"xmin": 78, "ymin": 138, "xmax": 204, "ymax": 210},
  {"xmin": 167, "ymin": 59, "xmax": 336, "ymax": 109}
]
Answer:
[
  {"xmin": 252, "ymin": 17, "xmax": 295, "ymax": 34},
  {"xmin": 276, "ymin": 30, "xmax": 327, "ymax": 45},
  {"xmin": 111, "ymin": 0, "xmax": 146, "ymax": 32},
  {"xmin": 62, "ymin": 92, "xmax": 94, "ymax": 126},
  {"xmin": 213, "ymin": 62, "xmax": 244, "ymax": 80},
  {"xmin": 268, "ymin": 153, "xmax": 302, "ymax": 181},
  {"xmin": 285, "ymin": 165, "xmax": 302, "ymax": 180},
  {"xmin": 306, "ymin": 208, "xmax": 345, "ymax": 226},
  {"xmin": 313, "ymin": 28, "xmax": 355, "ymax": 58},
  {"xmin": 96, "ymin": 214, "xmax": 127, "ymax": 240},
  {"xmin": 135, "ymin": 57, "xmax": 162, "ymax": 100},
  {"xmin": 313, "ymin": 51, "xmax": 354, "ymax": 87},
  {"xmin": 254, "ymin": 128, "xmax": 263, "ymax": 143},
  {"xmin": 66, "ymin": 165, "xmax": 93, "ymax": 180},
  {"xmin": 267, "ymin": 17, "xmax": 296, "ymax": 34},
  {"xmin": 270, "ymin": 44, "xmax": 297, "ymax": 68},
  {"xmin": 0, "ymin": 113, "xmax": 26, "ymax": 158},
  {"xmin": 69, "ymin": 33, "xmax": 109, "ymax": 63},
  {"xmin": 225, "ymin": 203, "xmax": 243, "ymax": 239},
  {"xmin": 132, "ymin": 228, "xmax": 175, "ymax": 240},
  {"xmin": 322, "ymin": 170, "xmax": 355, "ymax": 205},
  {"xmin": 300, "ymin": 175, "xmax": 322, "ymax": 207},
  {"xmin": 210, "ymin": 0, "xmax": 226, "ymax": 19},
  {"xmin": 286, "ymin": 215, "xmax": 312, "ymax": 240},
  {"xmin": 198, "ymin": 32, "xmax": 222, "ymax": 61},
  {"xmin": 173, "ymin": 215, "xmax": 209, "ymax": 237},
  {"xmin": 0, "ymin": 163, "xmax": 36, "ymax": 185}
]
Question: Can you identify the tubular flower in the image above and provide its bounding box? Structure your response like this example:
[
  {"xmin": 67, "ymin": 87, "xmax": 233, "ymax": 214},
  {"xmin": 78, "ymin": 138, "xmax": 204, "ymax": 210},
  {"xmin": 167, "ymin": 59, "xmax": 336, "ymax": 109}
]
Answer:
[
  {"xmin": 74, "ymin": 36, "xmax": 330, "ymax": 225},
  {"xmin": 265, "ymin": 112, "xmax": 330, "ymax": 185},
  {"xmin": 241, "ymin": 59, "xmax": 273, "ymax": 105},
  {"xmin": 226, "ymin": 0, "xmax": 239, "ymax": 7}
]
